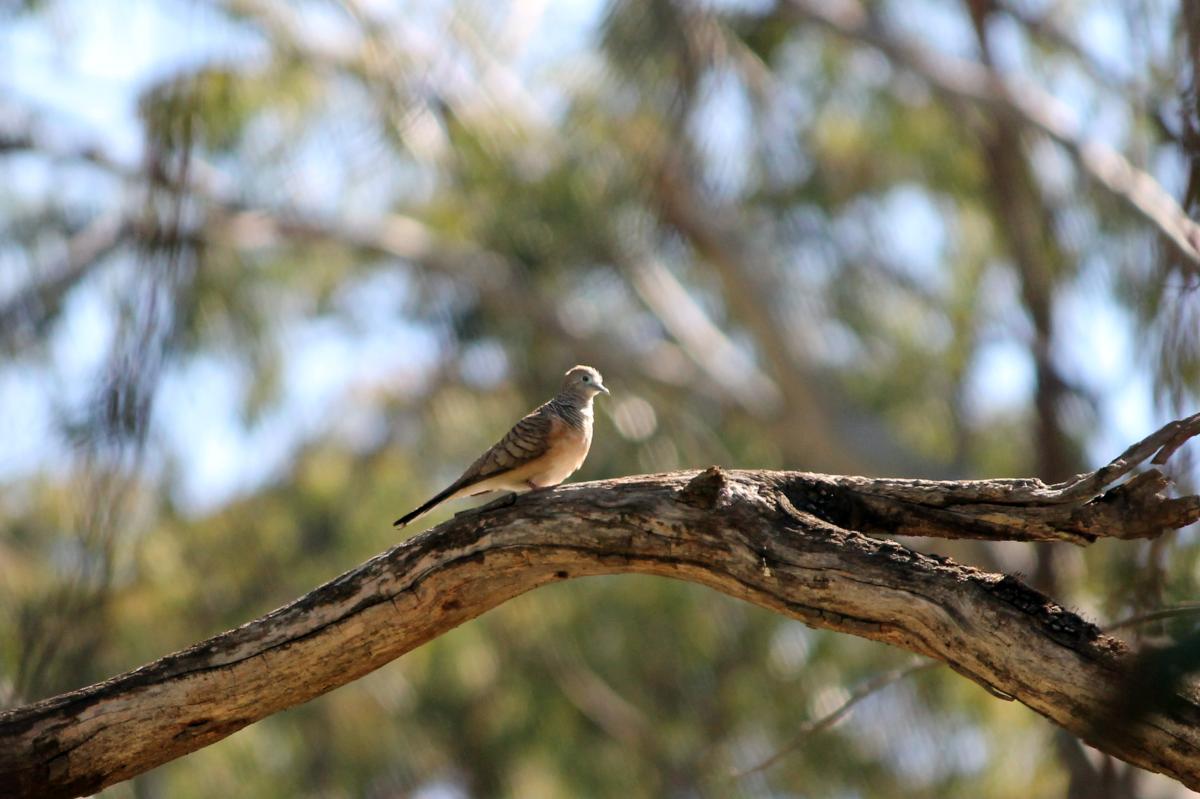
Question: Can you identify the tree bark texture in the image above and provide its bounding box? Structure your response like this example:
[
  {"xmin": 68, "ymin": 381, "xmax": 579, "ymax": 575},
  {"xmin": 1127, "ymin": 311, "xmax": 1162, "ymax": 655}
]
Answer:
[{"xmin": 3, "ymin": 415, "xmax": 1200, "ymax": 798}]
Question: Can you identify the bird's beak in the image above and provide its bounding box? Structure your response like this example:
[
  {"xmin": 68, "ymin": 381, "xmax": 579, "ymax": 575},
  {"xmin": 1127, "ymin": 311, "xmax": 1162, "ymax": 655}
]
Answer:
[{"xmin": 598, "ymin": 384, "xmax": 610, "ymax": 395}]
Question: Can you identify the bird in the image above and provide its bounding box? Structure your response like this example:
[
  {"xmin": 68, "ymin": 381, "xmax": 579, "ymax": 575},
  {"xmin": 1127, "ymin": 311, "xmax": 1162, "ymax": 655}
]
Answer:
[{"xmin": 393, "ymin": 365, "xmax": 610, "ymax": 528}]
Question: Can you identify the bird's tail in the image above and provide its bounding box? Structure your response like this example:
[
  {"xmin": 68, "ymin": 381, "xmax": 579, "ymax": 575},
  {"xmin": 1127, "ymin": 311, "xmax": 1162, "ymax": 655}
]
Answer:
[{"xmin": 393, "ymin": 483, "xmax": 462, "ymax": 528}]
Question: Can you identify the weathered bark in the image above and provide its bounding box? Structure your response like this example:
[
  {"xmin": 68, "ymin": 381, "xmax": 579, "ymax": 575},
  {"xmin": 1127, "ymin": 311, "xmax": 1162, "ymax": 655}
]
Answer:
[{"xmin": 3, "ymin": 416, "xmax": 1200, "ymax": 798}]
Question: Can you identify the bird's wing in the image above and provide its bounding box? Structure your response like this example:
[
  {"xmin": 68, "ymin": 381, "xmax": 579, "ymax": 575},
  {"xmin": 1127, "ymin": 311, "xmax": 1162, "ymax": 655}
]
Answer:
[
  {"xmin": 393, "ymin": 400, "xmax": 561, "ymax": 525},
  {"xmin": 455, "ymin": 404, "xmax": 556, "ymax": 489},
  {"xmin": 393, "ymin": 403, "xmax": 559, "ymax": 528}
]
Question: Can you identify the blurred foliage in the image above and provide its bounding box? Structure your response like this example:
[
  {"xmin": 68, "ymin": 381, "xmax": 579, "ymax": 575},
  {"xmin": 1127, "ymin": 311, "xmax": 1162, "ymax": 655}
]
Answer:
[{"xmin": 2, "ymin": 0, "xmax": 1200, "ymax": 796}]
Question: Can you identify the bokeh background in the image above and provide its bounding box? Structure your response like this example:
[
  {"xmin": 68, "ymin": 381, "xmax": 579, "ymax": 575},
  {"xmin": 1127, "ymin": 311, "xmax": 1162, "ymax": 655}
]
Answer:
[{"xmin": 3, "ymin": 0, "xmax": 1200, "ymax": 796}]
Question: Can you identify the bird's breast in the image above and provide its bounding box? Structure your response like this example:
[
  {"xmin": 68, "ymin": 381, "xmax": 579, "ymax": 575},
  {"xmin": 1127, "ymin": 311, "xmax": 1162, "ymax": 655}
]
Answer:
[{"xmin": 534, "ymin": 416, "xmax": 592, "ymax": 485}]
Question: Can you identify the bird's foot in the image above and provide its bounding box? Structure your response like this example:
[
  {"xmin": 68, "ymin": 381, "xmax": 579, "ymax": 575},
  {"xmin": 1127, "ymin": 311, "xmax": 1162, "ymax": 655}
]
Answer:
[{"xmin": 456, "ymin": 492, "xmax": 518, "ymax": 520}]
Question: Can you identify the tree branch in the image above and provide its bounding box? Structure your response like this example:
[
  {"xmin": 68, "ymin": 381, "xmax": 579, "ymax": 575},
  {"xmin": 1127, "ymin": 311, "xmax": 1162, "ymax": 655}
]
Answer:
[
  {"xmin": 731, "ymin": 660, "xmax": 939, "ymax": 779},
  {"xmin": 3, "ymin": 419, "xmax": 1200, "ymax": 797},
  {"xmin": 0, "ymin": 214, "xmax": 128, "ymax": 348},
  {"xmin": 624, "ymin": 251, "xmax": 783, "ymax": 415},
  {"xmin": 1107, "ymin": 603, "xmax": 1200, "ymax": 634}
]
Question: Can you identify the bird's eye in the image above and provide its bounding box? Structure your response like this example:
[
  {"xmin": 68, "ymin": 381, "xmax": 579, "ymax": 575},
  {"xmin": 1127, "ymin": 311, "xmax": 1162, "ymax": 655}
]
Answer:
[{"xmin": 581, "ymin": 375, "xmax": 590, "ymax": 382}]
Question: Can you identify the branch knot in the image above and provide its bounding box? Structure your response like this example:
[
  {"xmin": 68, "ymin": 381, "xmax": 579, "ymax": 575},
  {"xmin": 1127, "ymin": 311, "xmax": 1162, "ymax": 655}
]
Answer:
[{"xmin": 678, "ymin": 466, "xmax": 731, "ymax": 510}]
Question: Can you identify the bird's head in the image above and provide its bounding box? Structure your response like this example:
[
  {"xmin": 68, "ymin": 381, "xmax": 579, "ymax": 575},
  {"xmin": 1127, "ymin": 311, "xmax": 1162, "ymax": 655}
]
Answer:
[{"xmin": 560, "ymin": 365, "xmax": 609, "ymax": 401}]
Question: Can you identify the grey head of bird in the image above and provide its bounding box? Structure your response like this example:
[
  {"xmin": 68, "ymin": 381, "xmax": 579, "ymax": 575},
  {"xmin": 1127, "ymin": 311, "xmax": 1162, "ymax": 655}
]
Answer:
[{"xmin": 559, "ymin": 365, "xmax": 609, "ymax": 402}]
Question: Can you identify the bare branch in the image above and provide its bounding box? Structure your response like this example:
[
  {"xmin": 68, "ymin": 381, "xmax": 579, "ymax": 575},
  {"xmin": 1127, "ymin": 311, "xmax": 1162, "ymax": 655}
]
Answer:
[
  {"xmin": 0, "ymin": 214, "xmax": 128, "ymax": 346},
  {"xmin": 544, "ymin": 650, "xmax": 653, "ymax": 749},
  {"xmin": 1107, "ymin": 603, "xmax": 1200, "ymax": 634},
  {"xmin": 3, "ymin": 417, "xmax": 1200, "ymax": 796},
  {"xmin": 807, "ymin": 412, "xmax": 1200, "ymax": 544},
  {"xmin": 1058, "ymin": 411, "xmax": 1200, "ymax": 494},
  {"xmin": 625, "ymin": 252, "xmax": 783, "ymax": 415},
  {"xmin": 731, "ymin": 660, "xmax": 938, "ymax": 779}
]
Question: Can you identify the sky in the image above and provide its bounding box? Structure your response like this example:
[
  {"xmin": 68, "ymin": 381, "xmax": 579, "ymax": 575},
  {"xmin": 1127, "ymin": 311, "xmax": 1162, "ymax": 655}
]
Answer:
[{"xmin": 0, "ymin": 0, "xmax": 1172, "ymax": 513}]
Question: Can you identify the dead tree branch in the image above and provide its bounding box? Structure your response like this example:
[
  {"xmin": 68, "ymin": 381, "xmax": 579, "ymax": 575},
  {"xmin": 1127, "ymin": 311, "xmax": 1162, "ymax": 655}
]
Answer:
[{"xmin": 2, "ymin": 418, "xmax": 1200, "ymax": 797}]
